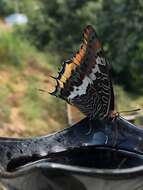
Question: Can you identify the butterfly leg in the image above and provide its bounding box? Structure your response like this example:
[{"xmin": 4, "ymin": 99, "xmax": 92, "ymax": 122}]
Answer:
[
  {"xmin": 111, "ymin": 116, "xmax": 119, "ymax": 147},
  {"xmin": 86, "ymin": 119, "xmax": 94, "ymax": 135}
]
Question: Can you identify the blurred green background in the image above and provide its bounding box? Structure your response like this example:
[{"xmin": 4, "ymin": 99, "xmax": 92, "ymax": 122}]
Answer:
[{"xmin": 0, "ymin": 0, "xmax": 143, "ymax": 137}]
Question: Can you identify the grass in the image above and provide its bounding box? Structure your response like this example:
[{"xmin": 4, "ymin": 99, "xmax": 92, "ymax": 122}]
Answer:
[
  {"xmin": 0, "ymin": 31, "xmax": 67, "ymax": 137},
  {"xmin": 114, "ymin": 85, "xmax": 143, "ymax": 126},
  {"xmin": 115, "ymin": 85, "xmax": 143, "ymax": 112},
  {"xmin": 114, "ymin": 85, "xmax": 138, "ymax": 112},
  {"xmin": 0, "ymin": 31, "xmax": 29, "ymax": 67}
]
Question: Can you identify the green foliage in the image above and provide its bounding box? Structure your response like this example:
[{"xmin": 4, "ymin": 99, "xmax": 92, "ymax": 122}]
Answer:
[
  {"xmin": 114, "ymin": 85, "xmax": 136, "ymax": 111},
  {"xmin": 16, "ymin": 0, "xmax": 103, "ymax": 54},
  {"xmin": 0, "ymin": 0, "xmax": 40, "ymax": 17},
  {"xmin": 20, "ymin": 74, "xmax": 66, "ymax": 135},
  {"xmin": 0, "ymin": 0, "xmax": 15, "ymax": 16},
  {"xmin": 1, "ymin": 0, "xmax": 143, "ymax": 93},
  {"xmin": 96, "ymin": 0, "xmax": 143, "ymax": 93},
  {"xmin": 15, "ymin": 0, "xmax": 143, "ymax": 93},
  {"xmin": 0, "ymin": 31, "xmax": 33, "ymax": 66},
  {"xmin": 0, "ymin": 85, "xmax": 12, "ymax": 122},
  {"xmin": 20, "ymin": 75, "xmax": 46, "ymax": 122},
  {"xmin": 0, "ymin": 29, "xmax": 67, "ymax": 136}
]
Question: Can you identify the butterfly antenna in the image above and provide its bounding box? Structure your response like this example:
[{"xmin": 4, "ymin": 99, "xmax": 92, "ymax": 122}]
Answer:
[
  {"xmin": 37, "ymin": 88, "xmax": 48, "ymax": 93},
  {"xmin": 48, "ymin": 75, "xmax": 65, "ymax": 85},
  {"xmin": 119, "ymin": 108, "xmax": 141, "ymax": 114},
  {"xmin": 38, "ymin": 75, "xmax": 58, "ymax": 94},
  {"xmin": 49, "ymin": 75, "xmax": 57, "ymax": 80}
]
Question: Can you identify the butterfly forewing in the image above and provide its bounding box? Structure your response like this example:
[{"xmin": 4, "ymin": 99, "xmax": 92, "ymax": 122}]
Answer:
[{"xmin": 50, "ymin": 25, "xmax": 114, "ymax": 120}]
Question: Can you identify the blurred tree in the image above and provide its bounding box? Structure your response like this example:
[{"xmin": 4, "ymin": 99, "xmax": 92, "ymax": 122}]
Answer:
[
  {"xmin": 0, "ymin": 0, "xmax": 40, "ymax": 16},
  {"xmin": 14, "ymin": 0, "xmax": 143, "ymax": 93},
  {"xmin": 17, "ymin": 0, "xmax": 101, "ymax": 52},
  {"xmin": 0, "ymin": 0, "xmax": 15, "ymax": 16},
  {"xmin": 96, "ymin": 0, "xmax": 143, "ymax": 92}
]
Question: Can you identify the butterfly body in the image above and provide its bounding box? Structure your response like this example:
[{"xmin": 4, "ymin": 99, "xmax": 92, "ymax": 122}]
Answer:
[{"xmin": 50, "ymin": 25, "xmax": 115, "ymax": 120}]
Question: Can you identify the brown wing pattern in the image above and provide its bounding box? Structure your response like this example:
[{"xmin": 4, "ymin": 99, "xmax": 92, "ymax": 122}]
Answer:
[{"xmin": 50, "ymin": 25, "xmax": 114, "ymax": 120}]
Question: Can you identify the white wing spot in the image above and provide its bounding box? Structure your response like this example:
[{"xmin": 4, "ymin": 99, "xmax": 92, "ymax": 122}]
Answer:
[
  {"xmin": 68, "ymin": 64, "xmax": 101, "ymax": 99},
  {"xmin": 68, "ymin": 76, "xmax": 91, "ymax": 99},
  {"xmin": 96, "ymin": 56, "xmax": 106, "ymax": 66}
]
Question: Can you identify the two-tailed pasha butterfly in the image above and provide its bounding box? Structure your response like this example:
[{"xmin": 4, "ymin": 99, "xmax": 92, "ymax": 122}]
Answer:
[{"xmin": 49, "ymin": 25, "xmax": 115, "ymax": 120}]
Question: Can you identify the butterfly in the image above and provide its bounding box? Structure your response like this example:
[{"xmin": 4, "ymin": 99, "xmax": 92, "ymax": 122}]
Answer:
[{"xmin": 49, "ymin": 25, "xmax": 115, "ymax": 120}]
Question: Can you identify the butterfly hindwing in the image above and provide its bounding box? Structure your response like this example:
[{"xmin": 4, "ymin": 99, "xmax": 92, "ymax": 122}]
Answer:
[{"xmin": 50, "ymin": 25, "xmax": 114, "ymax": 120}]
